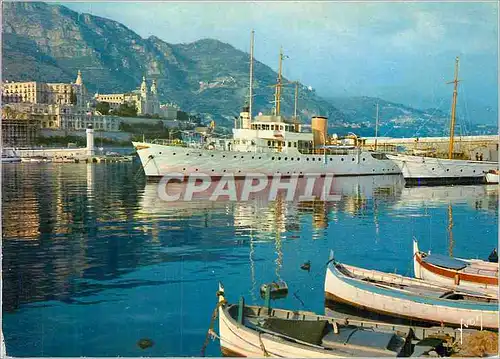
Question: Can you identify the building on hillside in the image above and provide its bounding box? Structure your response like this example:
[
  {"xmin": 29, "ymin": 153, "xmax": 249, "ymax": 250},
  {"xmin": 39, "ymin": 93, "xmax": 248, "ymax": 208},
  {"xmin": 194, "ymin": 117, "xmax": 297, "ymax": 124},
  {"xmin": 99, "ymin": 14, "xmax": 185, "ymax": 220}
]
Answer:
[
  {"xmin": 94, "ymin": 76, "xmax": 160, "ymax": 116},
  {"xmin": 2, "ymin": 70, "xmax": 89, "ymax": 107}
]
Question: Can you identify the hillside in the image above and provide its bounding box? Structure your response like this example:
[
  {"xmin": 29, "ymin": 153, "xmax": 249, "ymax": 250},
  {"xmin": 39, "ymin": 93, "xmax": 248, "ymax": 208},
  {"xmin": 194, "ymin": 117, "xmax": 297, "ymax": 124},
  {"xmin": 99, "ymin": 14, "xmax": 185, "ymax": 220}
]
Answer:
[
  {"xmin": 327, "ymin": 96, "xmax": 497, "ymax": 137},
  {"xmin": 1, "ymin": 2, "xmax": 345, "ymax": 128},
  {"xmin": 2, "ymin": 2, "xmax": 496, "ymax": 136}
]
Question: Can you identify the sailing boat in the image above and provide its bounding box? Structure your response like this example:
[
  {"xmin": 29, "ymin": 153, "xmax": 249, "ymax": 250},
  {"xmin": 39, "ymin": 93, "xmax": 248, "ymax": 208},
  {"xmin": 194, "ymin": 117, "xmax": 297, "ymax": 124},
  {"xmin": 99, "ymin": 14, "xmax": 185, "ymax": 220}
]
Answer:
[{"xmin": 387, "ymin": 57, "xmax": 498, "ymax": 186}]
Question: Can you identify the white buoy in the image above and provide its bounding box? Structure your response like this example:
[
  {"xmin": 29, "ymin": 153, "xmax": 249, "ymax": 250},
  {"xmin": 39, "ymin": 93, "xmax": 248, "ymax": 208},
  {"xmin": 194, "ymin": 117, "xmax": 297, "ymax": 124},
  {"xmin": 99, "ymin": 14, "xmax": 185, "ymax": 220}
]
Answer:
[{"xmin": 86, "ymin": 124, "xmax": 95, "ymax": 158}]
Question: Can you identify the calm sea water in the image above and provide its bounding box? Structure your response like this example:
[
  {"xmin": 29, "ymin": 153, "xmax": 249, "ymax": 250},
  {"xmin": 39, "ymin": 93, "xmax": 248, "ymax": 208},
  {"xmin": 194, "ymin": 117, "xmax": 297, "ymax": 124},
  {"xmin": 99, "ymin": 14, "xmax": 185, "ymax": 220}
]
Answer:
[{"xmin": 2, "ymin": 162, "xmax": 498, "ymax": 357}]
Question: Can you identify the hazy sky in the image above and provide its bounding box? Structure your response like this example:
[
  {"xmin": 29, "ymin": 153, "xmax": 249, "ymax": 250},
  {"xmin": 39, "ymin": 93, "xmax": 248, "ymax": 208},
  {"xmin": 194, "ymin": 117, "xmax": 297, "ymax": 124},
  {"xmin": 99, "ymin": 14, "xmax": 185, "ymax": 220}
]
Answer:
[{"xmin": 60, "ymin": 1, "xmax": 498, "ymax": 117}]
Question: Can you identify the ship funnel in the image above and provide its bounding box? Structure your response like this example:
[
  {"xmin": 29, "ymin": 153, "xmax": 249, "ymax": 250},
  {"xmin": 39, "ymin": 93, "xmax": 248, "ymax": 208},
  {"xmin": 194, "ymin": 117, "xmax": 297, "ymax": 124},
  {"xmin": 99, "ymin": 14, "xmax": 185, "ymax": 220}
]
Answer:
[{"xmin": 311, "ymin": 116, "xmax": 328, "ymax": 148}]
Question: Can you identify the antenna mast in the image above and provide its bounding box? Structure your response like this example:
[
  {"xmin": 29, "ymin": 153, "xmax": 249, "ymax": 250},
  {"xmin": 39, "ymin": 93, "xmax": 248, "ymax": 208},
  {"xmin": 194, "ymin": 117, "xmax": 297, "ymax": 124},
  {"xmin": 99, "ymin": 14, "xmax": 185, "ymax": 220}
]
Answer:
[
  {"xmin": 447, "ymin": 56, "xmax": 460, "ymax": 159},
  {"xmin": 249, "ymin": 30, "xmax": 254, "ymax": 120}
]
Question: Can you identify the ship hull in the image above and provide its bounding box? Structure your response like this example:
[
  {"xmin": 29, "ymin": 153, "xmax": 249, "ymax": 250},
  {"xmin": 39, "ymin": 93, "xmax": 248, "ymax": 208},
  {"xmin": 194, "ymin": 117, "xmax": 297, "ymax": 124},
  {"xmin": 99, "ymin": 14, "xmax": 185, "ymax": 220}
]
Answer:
[
  {"xmin": 386, "ymin": 154, "xmax": 497, "ymax": 186},
  {"xmin": 133, "ymin": 142, "xmax": 401, "ymax": 178}
]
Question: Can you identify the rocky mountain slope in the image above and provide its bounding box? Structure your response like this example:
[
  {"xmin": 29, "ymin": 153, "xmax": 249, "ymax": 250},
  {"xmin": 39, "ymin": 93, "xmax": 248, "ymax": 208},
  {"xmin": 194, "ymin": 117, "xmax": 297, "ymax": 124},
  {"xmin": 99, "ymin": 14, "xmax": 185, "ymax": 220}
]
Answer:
[{"xmin": 2, "ymin": 2, "xmax": 345, "ymax": 128}]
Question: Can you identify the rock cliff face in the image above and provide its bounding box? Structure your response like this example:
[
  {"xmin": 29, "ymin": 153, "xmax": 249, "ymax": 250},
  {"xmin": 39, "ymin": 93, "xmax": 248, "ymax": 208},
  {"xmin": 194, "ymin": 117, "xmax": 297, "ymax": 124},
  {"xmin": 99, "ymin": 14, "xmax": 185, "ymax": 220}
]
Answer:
[{"xmin": 2, "ymin": 2, "xmax": 345, "ymax": 127}]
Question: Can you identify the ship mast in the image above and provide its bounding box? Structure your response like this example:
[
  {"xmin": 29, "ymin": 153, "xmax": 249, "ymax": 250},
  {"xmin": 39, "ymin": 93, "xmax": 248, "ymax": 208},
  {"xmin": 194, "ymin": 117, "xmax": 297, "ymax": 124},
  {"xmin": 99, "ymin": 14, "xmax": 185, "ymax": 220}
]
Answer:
[
  {"xmin": 274, "ymin": 47, "xmax": 284, "ymax": 116},
  {"xmin": 447, "ymin": 56, "xmax": 460, "ymax": 160},
  {"xmin": 249, "ymin": 30, "xmax": 254, "ymax": 120},
  {"xmin": 375, "ymin": 102, "xmax": 379, "ymax": 151}
]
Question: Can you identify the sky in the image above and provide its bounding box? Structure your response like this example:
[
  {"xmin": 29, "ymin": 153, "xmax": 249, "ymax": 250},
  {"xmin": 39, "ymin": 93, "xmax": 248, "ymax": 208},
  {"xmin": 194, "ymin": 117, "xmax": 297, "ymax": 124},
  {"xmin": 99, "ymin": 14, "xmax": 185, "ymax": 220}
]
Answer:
[{"xmin": 60, "ymin": 1, "xmax": 498, "ymax": 122}]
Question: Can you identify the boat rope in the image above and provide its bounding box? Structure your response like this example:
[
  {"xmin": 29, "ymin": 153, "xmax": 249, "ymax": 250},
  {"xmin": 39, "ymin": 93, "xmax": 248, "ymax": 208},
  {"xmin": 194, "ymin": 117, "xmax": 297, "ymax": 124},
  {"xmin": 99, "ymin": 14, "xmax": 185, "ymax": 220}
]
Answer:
[
  {"xmin": 134, "ymin": 155, "xmax": 153, "ymax": 180},
  {"xmin": 200, "ymin": 296, "xmax": 227, "ymax": 357},
  {"xmin": 258, "ymin": 332, "xmax": 271, "ymax": 357}
]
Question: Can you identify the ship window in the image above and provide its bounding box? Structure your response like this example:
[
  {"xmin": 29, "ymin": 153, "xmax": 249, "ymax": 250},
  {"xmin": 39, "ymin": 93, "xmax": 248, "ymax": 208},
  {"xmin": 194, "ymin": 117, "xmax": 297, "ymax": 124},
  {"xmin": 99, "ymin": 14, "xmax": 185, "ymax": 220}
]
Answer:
[
  {"xmin": 211, "ymin": 155, "xmax": 214, "ymax": 157},
  {"xmin": 341, "ymin": 158, "xmax": 344, "ymax": 161},
  {"xmin": 186, "ymin": 153, "xmax": 189, "ymax": 156},
  {"xmin": 329, "ymin": 158, "xmax": 333, "ymax": 161},
  {"xmin": 362, "ymin": 158, "xmax": 365, "ymax": 161},
  {"xmin": 294, "ymin": 142, "xmax": 297, "ymax": 147},
  {"xmin": 268, "ymin": 140, "xmax": 271, "ymax": 146},
  {"xmin": 159, "ymin": 152, "xmax": 162, "ymax": 154},
  {"xmin": 306, "ymin": 158, "xmax": 309, "ymax": 161},
  {"xmin": 271, "ymin": 125, "xmax": 275, "ymax": 130},
  {"xmin": 473, "ymin": 170, "xmax": 476, "ymax": 173},
  {"xmin": 446, "ymin": 169, "xmax": 450, "ymax": 172},
  {"xmin": 241, "ymin": 156, "xmax": 244, "ymax": 159},
  {"xmin": 234, "ymin": 156, "xmax": 237, "ymax": 158},
  {"xmin": 173, "ymin": 153, "xmax": 176, "ymax": 155},
  {"xmin": 278, "ymin": 157, "xmax": 281, "ymax": 160},
  {"xmin": 285, "ymin": 157, "xmax": 288, "ymax": 160},
  {"xmin": 460, "ymin": 169, "xmax": 463, "ymax": 172},
  {"xmin": 272, "ymin": 157, "xmax": 275, "ymax": 160},
  {"xmin": 183, "ymin": 168, "xmax": 186, "ymax": 170},
  {"xmin": 258, "ymin": 157, "xmax": 262, "ymax": 159},
  {"xmin": 297, "ymin": 158, "xmax": 300, "ymax": 161},
  {"xmin": 223, "ymin": 155, "xmax": 226, "ymax": 158},
  {"xmin": 195, "ymin": 169, "xmax": 198, "ymax": 171},
  {"xmin": 432, "ymin": 167, "xmax": 435, "ymax": 170},
  {"xmin": 252, "ymin": 156, "xmax": 254, "ymax": 159},
  {"xmin": 224, "ymin": 170, "xmax": 226, "ymax": 172},
  {"xmin": 199, "ymin": 154, "xmax": 202, "ymax": 156},
  {"xmin": 288, "ymin": 142, "xmax": 291, "ymax": 147}
]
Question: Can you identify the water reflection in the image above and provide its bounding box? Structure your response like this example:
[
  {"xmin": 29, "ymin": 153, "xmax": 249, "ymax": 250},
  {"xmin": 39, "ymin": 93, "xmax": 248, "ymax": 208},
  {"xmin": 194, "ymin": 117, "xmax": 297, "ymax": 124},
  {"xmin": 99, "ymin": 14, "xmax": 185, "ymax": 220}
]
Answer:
[{"xmin": 2, "ymin": 165, "xmax": 497, "ymax": 314}]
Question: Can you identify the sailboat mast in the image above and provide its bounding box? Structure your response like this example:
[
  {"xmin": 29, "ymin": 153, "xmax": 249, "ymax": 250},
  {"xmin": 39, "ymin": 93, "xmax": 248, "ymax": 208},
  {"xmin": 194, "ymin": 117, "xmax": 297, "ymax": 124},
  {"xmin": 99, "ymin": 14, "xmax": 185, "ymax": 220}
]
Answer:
[
  {"xmin": 375, "ymin": 102, "xmax": 379, "ymax": 151},
  {"xmin": 447, "ymin": 56, "xmax": 460, "ymax": 160},
  {"xmin": 249, "ymin": 30, "xmax": 254, "ymax": 120}
]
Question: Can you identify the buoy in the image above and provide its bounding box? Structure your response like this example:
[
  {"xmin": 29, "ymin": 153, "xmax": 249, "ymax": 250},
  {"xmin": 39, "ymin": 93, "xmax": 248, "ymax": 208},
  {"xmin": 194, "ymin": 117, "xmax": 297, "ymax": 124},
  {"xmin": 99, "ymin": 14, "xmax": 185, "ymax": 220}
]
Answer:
[
  {"xmin": 137, "ymin": 338, "xmax": 154, "ymax": 349},
  {"xmin": 301, "ymin": 261, "xmax": 311, "ymax": 271},
  {"xmin": 260, "ymin": 281, "xmax": 288, "ymax": 300}
]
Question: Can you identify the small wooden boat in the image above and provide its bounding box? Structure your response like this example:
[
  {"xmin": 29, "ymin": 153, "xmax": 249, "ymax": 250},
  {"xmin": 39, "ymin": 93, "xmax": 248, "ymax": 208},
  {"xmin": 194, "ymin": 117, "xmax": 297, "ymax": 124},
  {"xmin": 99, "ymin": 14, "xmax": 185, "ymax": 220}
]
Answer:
[
  {"xmin": 1, "ymin": 329, "xmax": 6, "ymax": 357},
  {"xmin": 413, "ymin": 239, "xmax": 498, "ymax": 294},
  {"xmin": 486, "ymin": 169, "xmax": 499, "ymax": 184},
  {"xmin": 325, "ymin": 252, "xmax": 498, "ymax": 329},
  {"xmin": 215, "ymin": 283, "xmax": 450, "ymax": 357},
  {"xmin": 20, "ymin": 156, "xmax": 51, "ymax": 163}
]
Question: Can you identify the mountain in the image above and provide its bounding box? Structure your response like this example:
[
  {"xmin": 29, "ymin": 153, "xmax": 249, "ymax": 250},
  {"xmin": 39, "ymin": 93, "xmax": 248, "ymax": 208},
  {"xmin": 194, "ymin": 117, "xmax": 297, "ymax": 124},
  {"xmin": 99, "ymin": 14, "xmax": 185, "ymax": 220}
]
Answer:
[
  {"xmin": 2, "ymin": 2, "xmax": 496, "ymax": 137},
  {"xmin": 1, "ymin": 2, "xmax": 345, "ymax": 128},
  {"xmin": 327, "ymin": 96, "xmax": 497, "ymax": 137}
]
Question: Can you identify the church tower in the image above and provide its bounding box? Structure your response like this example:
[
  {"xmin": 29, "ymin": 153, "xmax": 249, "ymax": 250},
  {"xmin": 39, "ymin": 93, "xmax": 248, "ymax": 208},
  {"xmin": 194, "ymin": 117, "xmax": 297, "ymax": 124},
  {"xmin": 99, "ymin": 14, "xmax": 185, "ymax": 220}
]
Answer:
[
  {"xmin": 140, "ymin": 76, "xmax": 148, "ymax": 115},
  {"xmin": 73, "ymin": 70, "xmax": 87, "ymax": 108},
  {"xmin": 150, "ymin": 79, "xmax": 160, "ymax": 115}
]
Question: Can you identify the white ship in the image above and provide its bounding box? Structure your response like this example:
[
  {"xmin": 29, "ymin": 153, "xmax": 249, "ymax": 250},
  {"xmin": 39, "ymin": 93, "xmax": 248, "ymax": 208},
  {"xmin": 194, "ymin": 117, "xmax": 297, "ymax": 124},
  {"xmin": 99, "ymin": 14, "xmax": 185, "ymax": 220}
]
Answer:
[
  {"xmin": 387, "ymin": 57, "xmax": 498, "ymax": 186},
  {"xmin": 134, "ymin": 33, "xmax": 400, "ymax": 179}
]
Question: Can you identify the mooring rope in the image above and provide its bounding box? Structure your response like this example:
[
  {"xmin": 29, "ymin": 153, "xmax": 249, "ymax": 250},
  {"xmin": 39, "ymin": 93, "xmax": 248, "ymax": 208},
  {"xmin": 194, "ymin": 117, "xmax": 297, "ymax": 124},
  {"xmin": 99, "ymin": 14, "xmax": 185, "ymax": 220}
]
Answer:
[{"xmin": 200, "ymin": 296, "xmax": 227, "ymax": 357}]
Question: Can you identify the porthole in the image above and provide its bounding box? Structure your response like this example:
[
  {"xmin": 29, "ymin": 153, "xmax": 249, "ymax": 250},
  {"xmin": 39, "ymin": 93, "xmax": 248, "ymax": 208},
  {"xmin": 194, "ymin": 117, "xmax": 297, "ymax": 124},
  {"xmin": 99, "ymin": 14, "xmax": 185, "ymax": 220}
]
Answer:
[
  {"xmin": 211, "ymin": 155, "xmax": 214, "ymax": 157},
  {"xmin": 252, "ymin": 156, "xmax": 254, "ymax": 159},
  {"xmin": 285, "ymin": 157, "xmax": 288, "ymax": 161},
  {"xmin": 173, "ymin": 153, "xmax": 176, "ymax": 155},
  {"xmin": 199, "ymin": 154, "xmax": 202, "ymax": 157},
  {"xmin": 362, "ymin": 158, "xmax": 365, "ymax": 161},
  {"xmin": 473, "ymin": 170, "xmax": 476, "ymax": 173},
  {"xmin": 352, "ymin": 158, "xmax": 355, "ymax": 161},
  {"xmin": 341, "ymin": 158, "xmax": 344, "ymax": 161},
  {"xmin": 195, "ymin": 168, "xmax": 199, "ymax": 171},
  {"xmin": 238, "ymin": 170, "xmax": 241, "ymax": 173},
  {"xmin": 212, "ymin": 169, "xmax": 215, "ymax": 172},
  {"xmin": 312, "ymin": 158, "xmax": 315, "ymax": 161},
  {"xmin": 278, "ymin": 157, "xmax": 281, "ymax": 160},
  {"xmin": 186, "ymin": 153, "xmax": 189, "ymax": 156},
  {"xmin": 223, "ymin": 169, "xmax": 226, "ymax": 172},
  {"xmin": 234, "ymin": 156, "xmax": 237, "ymax": 159},
  {"xmin": 446, "ymin": 169, "xmax": 450, "ymax": 172},
  {"xmin": 306, "ymin": 158, "xmax": 309, "ymax": 161},
  {"xmin": 222, "ymin": 155, "xmax": 226, "ymax": 158},
  {"xmin": 329, "ymin": 158, "xmax": 333, "ymax": 161},
  {"xmin": 460, "ymin": 169, "xmax": 463, "ymax": 172},
  {"xmin": 272, "ymin": 157, "xmax": 275, "ymax": 160},
  {"xmin": 241, "ymin": 156, "xmax": 244, "ymax": 159},
  {"xmin": 432, "ymin": 168, "xmax": 435, "ymax": 170},
  {"xmin": 183, "ymin": 168, "xmax": 186, "ymax": 171},
  {"xmin": 159, "ymin": 152, "xmax": 162, "ymax": 154},
  {"xmin": 258, "ymin": 157, "xmax": 262, "ymax": 159}
]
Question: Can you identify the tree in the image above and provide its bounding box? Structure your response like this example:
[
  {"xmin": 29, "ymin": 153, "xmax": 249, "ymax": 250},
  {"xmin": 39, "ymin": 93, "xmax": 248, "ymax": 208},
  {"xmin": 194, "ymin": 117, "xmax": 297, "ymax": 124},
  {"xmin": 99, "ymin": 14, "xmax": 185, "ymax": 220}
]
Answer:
[
  {"xmin": 115, "ymin": 103, "xmax": 138, "ymax": 117},
  {"xmin": 96, "ymin": 102, "xmax": 110, "ymax": 115}
]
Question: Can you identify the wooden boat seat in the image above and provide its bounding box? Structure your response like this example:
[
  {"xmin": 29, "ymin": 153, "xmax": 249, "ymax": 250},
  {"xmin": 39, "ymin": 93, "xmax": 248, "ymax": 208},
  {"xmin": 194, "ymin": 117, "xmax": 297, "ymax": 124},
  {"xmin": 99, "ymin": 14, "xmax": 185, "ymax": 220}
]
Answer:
[
  {"xmin": 422, "ymin": 254, "xmax": 468, "ymax": 270},
  {"xmin": 259, "ymin": 317, "xmax": 329, "ymax": 345},
  {"xmin": 321, "ymin": 325, "xmax": 405, "ymax": 354}
]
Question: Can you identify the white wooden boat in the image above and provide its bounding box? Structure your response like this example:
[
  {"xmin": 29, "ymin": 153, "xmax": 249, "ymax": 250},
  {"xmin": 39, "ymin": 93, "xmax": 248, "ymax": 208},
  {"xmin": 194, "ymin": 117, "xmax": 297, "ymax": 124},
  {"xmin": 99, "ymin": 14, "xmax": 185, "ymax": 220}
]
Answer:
[
  {"xmin": 413, "ymin": 238, "xmax": 498, "ymax": 295},
  {"xmin": 1, "ymin": 329, "xmax": 6, "ymax": 357},
  {"xmin": 486, "ymin": 170, "xmax": 499, "ymax": 184},
  {"xmin": 215, "ymin": 283, "xmax": 449, "ymax": 357},
  {"xmin": 20, "ymin": 156, "xmax": 51, "ymax": 163},
  {"xmin": 325, "ymin": 252, "xmax": 498, "ymax": 329},
  {"xmin": 1, "ymin": 155, "xmax": 21, "ymax": 163}
]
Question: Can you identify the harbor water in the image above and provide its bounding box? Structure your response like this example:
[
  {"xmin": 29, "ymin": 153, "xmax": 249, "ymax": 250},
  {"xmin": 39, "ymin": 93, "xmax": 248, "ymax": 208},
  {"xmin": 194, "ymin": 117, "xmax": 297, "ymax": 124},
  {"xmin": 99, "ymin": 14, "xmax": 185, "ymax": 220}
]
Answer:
[{"xmin": 2, "ymin": 162, "xmax": 498, "ymax": 357}]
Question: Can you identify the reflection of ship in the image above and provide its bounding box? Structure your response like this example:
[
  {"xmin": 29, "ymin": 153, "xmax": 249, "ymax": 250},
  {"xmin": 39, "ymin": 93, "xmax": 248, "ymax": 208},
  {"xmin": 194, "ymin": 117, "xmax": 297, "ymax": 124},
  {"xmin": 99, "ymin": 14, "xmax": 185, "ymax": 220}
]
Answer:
[
  {"xmin": 134, "ymin": 33, "xmax": 400, "ymax": 179},
  {"xmin": 393, "ymin": 184, "xmax": 498, "ymax": 209}
]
